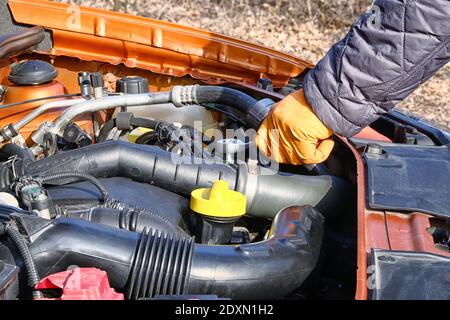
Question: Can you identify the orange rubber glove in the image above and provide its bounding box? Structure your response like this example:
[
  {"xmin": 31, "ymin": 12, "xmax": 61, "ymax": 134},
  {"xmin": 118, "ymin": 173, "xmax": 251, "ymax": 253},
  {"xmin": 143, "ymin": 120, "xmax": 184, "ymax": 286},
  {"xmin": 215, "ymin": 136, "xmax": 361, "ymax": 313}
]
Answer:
[{"xmin": 256, "ymin": 89, "xmax": 334, "ymax": 165}]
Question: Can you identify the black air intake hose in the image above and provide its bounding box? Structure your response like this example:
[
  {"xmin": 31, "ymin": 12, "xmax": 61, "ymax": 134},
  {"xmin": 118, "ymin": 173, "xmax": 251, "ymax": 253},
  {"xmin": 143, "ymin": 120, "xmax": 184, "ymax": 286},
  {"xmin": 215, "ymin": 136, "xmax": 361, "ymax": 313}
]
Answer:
[
  {"xmin": 127, "ymin": 228, "xmax": 194, "ymax": 299},
  {"xmin": 25, "ymin": 218, "xmax": 193, "ymax": 298},
  {"xmin": 24, "ymin": 141, "xmax": 351, "ymax": 218},
  {"xmin": 66, "ymin": 205, "xmax": 189, "ymax": 237},
  {"xmin": 188, "ymin": 206, "xmax": 324, "ymax": 299},
  {"xmin": 12, "ymin": 205, "xmax": 322, "ymax": 299},
  {"xmin": 26, "ymin": 141, "xmax": 237, "ymax": 202}
]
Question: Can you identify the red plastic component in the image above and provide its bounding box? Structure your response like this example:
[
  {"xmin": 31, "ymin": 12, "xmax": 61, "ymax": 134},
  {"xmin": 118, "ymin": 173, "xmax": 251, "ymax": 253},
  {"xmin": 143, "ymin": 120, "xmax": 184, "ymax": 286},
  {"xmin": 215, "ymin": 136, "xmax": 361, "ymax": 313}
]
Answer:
[{"xmin": 34, "ymin": 268, "xmax": 124, "ymax": 300}]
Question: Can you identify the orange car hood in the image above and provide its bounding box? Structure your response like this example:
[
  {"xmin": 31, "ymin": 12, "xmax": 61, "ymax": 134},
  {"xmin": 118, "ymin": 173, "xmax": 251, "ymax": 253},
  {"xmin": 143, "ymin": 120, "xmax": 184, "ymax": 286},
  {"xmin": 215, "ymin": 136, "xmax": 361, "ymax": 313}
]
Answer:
[{"xmin": 7, "ymin": 0, "xmax": 313, "ymax": 86}]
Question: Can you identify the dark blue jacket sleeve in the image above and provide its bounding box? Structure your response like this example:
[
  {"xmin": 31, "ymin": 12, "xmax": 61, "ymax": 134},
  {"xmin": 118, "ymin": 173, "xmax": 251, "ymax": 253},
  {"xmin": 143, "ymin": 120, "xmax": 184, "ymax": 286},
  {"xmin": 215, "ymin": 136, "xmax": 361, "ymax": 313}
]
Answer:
[{"xmin": 303, "ymin": 0, "xmax": 450, "ymax": 137}]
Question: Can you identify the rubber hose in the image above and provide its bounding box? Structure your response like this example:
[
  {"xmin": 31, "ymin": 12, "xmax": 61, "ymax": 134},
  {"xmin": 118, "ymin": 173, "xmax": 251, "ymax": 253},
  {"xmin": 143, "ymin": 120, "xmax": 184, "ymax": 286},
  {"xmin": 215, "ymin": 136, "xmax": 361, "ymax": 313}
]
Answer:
[
  {"xmin": 26, "ymin": 141, "xmax": 237, "ymax": 200},
  {"xmin": 39, "ymin": 172, "xmax": 110, "ymax": 203},
  {"xmin": 17, "ymin": 205, "xmax": 322, "ymax": 299},
  {"xmin": 97, "ymin": 118, "xmax": 116, "ymax": 142},
  {"xmin": 171, "ymin": 85, "xmax": 270, "ymax": 127},
  {"xmin": 25, "ymin": 218, "xmax": 194, "ymax": 298},
  {"xmin": 130, "ymin": 117, "xmax": 159, "ymax": 129},
  {"xmin": 97, "ymin": 117, "xmax": 160, "ymax": 143},
  {"xmin": 97, "ymin": 200, "xmax": 189, "ymax": 237},
  {"xmin": 1, "ymin": 223, "xmax": 42, "ymax": 298},
  {"xmin": 0, "ymin": 144, "xmax": 31, "ymax": 191},
  {"xmin": 194, "ymin": 86, "xmax": 258, "ymax": 114},
  {"xmin": 188, "ymin": 206, "xmax": 324, "ymax": 299},
  {"xmin": 0, "ymin": 144, "xmax": 34, "ymax": 163},
  {"xmin": 24, "ymin": 141, "xmax": 352, "ymax": 218}
]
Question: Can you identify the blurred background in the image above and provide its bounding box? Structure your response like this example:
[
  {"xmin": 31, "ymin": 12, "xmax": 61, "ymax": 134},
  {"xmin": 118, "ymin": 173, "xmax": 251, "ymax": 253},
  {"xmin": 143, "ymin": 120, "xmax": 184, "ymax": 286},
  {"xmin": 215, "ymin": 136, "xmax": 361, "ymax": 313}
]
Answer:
[{"xmin": 57, "ymin": 0, "xmax": 449, "ymax": 129}]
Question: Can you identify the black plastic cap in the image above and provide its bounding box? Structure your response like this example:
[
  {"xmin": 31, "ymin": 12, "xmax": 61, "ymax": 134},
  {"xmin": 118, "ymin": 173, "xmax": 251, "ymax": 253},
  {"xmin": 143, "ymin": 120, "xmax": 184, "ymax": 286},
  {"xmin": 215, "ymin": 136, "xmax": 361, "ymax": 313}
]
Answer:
[
  {"xmin": 8, "ymin": 60, "xmax": 58, "ymax": 85},
  {"xmin": 116, "ymin": 76, "xmax": 149, "ymax": 94},
  {"xmin": 257, "ymin": 77, "xmax": 273, "ymax": 92}
]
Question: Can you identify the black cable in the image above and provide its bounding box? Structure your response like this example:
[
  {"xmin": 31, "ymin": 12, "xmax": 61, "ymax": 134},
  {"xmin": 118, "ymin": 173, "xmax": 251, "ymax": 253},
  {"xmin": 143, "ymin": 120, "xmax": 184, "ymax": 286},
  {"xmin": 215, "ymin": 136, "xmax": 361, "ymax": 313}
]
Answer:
[
  {"xmin": 135, "ymin": 131, "xmax": 158, "ymax": 145},
  {"xmin": 38, "ymin": 172, "xmax": 110, "ymax": 203},
  {"xmin": 0, "ymin": 223, "xmax": 42, "ymax": 299},
  {"xmin": 0, "ymin": 93, "xmax": 82, "ymax": 110},
  {"xmin": 101, "ymin": 199, "xmax": 175, "ymax": 225}
]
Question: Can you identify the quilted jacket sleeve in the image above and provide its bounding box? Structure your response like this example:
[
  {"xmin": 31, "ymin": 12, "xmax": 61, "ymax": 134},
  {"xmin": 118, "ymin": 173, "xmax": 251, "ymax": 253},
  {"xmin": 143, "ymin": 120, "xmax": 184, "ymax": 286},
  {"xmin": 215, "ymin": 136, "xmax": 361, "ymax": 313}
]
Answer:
[{"xmin": 303, "ymin": 0, "xmax": 450, "ymax": 137}]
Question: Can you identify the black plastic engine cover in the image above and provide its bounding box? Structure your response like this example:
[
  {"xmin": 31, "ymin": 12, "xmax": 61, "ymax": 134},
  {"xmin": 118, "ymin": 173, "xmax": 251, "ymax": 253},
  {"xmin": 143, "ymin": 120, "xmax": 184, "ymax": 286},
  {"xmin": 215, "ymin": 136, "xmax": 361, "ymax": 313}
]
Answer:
[
  {"xmin": 370, "ymin": 249, "xmax": 450, "ymax": 300},
  {"xmin": 46, "ymin": 177, "xmax": 189, "ymax": 229}
]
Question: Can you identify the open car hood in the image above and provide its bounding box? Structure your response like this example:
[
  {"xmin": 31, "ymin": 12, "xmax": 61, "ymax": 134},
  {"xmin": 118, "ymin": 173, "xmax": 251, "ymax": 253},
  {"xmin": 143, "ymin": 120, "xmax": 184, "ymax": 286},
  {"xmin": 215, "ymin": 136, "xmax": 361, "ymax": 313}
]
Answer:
[{"xmin": 6, "ymin": 0, "xmax": 313, "ymax": 87}]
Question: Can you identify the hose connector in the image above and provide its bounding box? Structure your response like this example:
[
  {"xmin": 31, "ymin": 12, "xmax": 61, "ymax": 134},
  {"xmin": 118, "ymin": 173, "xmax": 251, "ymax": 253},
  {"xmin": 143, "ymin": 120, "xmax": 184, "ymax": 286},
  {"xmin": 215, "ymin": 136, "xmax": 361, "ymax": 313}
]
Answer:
[
  {"xmin": 0, "ymin": 124, "xmax": 19, "ymax": 142},
  {"xmin": 171, "ymin": 85, "xmax": 199, "ymax": 107},
  {"xmin": 90, "ymin": 73, "xmax": 104, "ymax": 99},
  {"xmin": 77, "ymin": 72, "xmax": 92, "ymax": 99}
]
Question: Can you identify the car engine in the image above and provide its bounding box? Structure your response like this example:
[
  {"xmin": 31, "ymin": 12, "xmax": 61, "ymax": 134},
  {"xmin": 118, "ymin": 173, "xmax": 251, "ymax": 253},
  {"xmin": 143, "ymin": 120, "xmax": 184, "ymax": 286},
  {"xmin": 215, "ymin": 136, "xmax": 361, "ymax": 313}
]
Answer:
[{"xmin": 0, "ymin": 59, "xmax": 356, "ymax": 300}]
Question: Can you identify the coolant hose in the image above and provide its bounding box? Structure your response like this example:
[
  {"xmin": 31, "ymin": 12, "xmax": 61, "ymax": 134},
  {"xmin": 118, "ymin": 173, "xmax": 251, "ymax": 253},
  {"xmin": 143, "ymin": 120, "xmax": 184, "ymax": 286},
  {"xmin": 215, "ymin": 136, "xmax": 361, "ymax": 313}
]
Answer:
[
  {"xmin": 0, "ymin": 223, "xmax": 42, "ymax": 298},
  {"xmin": 0, "ymin": 144, "xmax": 34, "ymax": 163},
  {"xmin": 24, "ymin": 141, "xmax": 352, "ymax": 218},
  {"xmin": 17, "ymin": 205, "xmax": 322, "ymax": 299},
  {"xmin": 171, "ymin": 85, "xmax": 271, "ymax": 128},
  {"xmin": 187, "ymin": 86, "xmax": 257, "ymax": 113}
]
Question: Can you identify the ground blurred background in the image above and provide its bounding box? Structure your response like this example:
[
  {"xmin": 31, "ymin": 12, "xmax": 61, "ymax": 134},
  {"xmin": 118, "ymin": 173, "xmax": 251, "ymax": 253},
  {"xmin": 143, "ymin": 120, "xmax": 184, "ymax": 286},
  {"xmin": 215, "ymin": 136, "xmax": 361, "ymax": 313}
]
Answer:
[{"xmin": 57, "ymin": 0, "xmax": 449, "ymax": 129}]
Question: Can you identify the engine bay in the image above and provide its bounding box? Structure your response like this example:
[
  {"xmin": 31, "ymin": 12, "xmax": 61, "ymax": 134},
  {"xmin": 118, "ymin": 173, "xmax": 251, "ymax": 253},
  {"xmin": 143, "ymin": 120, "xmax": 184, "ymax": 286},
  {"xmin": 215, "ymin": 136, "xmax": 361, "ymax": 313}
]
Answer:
[{"xmin": 0, "ymin": 58, "xmax": 358, "ymax": 300}]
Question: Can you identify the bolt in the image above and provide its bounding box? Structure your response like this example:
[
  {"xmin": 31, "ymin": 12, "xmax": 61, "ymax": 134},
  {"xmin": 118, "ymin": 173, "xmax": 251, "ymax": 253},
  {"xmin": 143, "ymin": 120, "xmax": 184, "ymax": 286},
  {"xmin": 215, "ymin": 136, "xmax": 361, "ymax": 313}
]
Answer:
[{"xmin": 367, "ymin": 144, "xmax": 383, "ymax": 155}]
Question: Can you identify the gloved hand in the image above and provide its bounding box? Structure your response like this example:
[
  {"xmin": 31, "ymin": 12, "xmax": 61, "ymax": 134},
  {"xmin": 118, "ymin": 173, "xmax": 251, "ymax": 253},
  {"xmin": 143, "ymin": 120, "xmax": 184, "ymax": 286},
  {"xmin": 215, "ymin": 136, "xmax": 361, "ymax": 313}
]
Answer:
[{"xmin": 256, "ymin": 89, "xmax": 334, "ymax": 165}]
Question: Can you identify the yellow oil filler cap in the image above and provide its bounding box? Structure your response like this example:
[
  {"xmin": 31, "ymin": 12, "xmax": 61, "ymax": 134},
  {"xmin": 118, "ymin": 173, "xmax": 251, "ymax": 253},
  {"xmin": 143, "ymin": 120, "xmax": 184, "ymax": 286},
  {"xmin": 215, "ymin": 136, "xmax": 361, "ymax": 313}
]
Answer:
[{"xmin": 190, "ymin": 180, "xmax": 246, "ymax": 218}]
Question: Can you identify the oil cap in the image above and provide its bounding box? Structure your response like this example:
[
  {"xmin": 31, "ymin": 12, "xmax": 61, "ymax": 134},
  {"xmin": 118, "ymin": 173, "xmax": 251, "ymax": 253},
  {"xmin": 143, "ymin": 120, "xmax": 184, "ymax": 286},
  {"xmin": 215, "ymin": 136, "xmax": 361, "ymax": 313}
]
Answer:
[
  {"xmin": 8, "ymin": 60, "xmax": 58, "ymax": 85},
  {"xmin": 190, "ymin": 180, "xmax": 246, "ymax": 245},
  {"xmin": 190, "ymin": 180, "xmax": 246, "ymax": 218}
]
